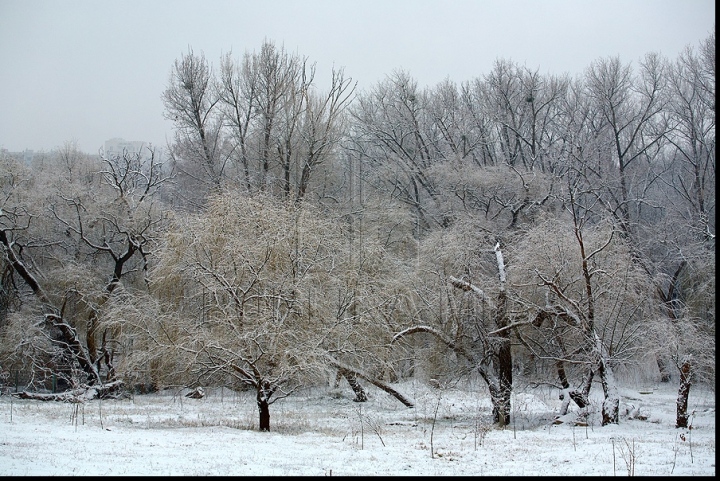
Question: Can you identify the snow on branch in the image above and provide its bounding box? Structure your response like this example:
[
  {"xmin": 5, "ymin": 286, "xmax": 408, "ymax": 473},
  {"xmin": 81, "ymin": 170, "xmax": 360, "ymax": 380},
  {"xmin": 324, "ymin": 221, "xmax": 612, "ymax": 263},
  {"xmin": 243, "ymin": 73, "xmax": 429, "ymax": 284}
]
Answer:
[
  {"xmin": 392, "ymin": 325, "xmax": 455, "ymax": 347},
  {"xmin": 488, "ymin": 319, "xmax": 534, "ymax": 336},
  {"xmin": 448, "ymin": 276, "xmax": 495, "ymax": 308},
  {"xmin": 12, "ymin": 380, "xmax": 124, "ymax": 402},
  {"xmin": 392, "ymin": 325, "xmax": 476, "ymax": 365},
  {"xmin": 449, "ymin": 276, "xmax": 483, "ymax": 295},
  {"xmin": 494, "ymin": 242, "xmax": 506, "ymax": 286}
]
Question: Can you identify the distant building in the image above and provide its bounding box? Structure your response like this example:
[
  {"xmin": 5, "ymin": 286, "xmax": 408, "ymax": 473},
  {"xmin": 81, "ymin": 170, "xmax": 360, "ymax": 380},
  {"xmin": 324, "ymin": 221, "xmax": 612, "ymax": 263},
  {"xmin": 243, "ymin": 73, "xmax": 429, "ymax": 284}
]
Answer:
[
  {"xmin": 103, "ymin": 138, "xmax": 148, "ymax": 159},
  {"xmin": 20, "ymin": 149, "xmax": 34, "ymax": 164},
  {"xmin": 102, "ymin": 138, "xmax": 165, "ymax": 164},
  {"xmin": 1, "ymin": 148, "xmax": 36, "ymax": 165}
]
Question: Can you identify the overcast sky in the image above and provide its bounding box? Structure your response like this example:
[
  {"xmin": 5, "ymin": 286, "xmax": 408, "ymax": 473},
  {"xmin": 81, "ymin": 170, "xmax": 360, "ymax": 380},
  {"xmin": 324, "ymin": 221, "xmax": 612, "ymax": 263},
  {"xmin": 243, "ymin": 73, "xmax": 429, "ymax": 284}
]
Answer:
[{"xmin": 0, "ymin": 0, "xmax": 714, "ymax": 153}]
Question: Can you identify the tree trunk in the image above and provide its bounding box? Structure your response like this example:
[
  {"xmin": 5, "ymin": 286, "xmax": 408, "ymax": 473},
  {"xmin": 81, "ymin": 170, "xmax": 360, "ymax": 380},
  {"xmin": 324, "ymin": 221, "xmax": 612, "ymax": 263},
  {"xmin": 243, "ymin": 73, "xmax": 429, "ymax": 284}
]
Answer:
[
  {"xmin": 487, "ymin": 382, "xmax": 511, "ymax": 426},
  {"xmin": 657, "ymin": 262, "xmax": 686, "ymax": 384},
  {"xmin": 569, "ymin": 369, "xmax": 593, "ymax": 409},
  {"xmin": 598, "ymin": 356, "xmax": 619, "ymax": 425},
  {"xmin": 341, "ymin": 369, "xmax": 368, "ymax": 402},
  {"xmin": 495, "ymin": 289, "xmax": 512, "ymax": 425},
  {"xmin": 257, "ymin": 391, "xmax": 271, "ymax": 431},
  {"xmin": 558, "ymin": 365, "xmax": 594, "ymax": 416},
  {"xmin": 102, "ymin": 329, "xmax": 117, "ymax": 382},
  {"xmin": 486, "ymin": 245, "xmax": 512, "ymax": 426},
  {"xmin": 46, "ymin": 314, "xmax": 103, "ymax": 386},
  {"xmin": 254, "ymin": 379, "xmax": 275, "ymax": 431},
  {"xmin": 1, "ymin": 231, "xmax": 99, "ymax": 386},
  {"xmin": 478, "ymin": 368, "xmax": 510, "ymax": 426},
  {"xmin": 675, "ymin": 359, "xmax": 692, "ymax": 428},
  {"xmin": 495, "ymin": 360, "xmax": 512, "ymax": 425}
]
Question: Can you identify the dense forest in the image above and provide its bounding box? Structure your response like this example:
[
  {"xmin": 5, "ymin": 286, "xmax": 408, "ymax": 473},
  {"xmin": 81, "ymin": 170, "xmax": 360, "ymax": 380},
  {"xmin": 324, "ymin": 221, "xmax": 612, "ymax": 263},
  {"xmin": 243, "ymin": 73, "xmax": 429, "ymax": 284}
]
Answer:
[{"xmin": 0, "ymin": 31, "xmax": 714, "ymax": 432}]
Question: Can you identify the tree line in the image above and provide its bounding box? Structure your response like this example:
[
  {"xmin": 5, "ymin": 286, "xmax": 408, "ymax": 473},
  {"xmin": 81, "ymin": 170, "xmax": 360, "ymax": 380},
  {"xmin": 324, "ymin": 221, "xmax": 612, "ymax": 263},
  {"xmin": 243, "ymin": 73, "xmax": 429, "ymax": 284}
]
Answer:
[{"xmin": 0, "ymin": 32, "xmax": 714, "ymax": 431}]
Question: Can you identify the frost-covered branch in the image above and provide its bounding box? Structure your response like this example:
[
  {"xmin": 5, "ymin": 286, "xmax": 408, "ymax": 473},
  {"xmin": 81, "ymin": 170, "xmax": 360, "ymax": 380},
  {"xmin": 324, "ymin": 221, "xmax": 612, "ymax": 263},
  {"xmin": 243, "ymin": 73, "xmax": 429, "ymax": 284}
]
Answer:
[{"xmin": 448, "ymin": 276, "xmax": 495, "ymax": 308}]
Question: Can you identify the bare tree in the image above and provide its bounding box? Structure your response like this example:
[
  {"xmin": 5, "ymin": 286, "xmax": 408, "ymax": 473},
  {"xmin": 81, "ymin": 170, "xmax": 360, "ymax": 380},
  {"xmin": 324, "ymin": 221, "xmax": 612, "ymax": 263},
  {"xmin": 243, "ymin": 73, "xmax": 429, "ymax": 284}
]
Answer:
[
  {"xmin": 0, "ymin": 145, "xmax": 169, "ymax": 398},
  {"xmin": 513, "ymin": 179, "xmax": 657, "ymax": 425},
  {"xmin": 120, "ymin": 190, "xmax": 407, "ymax": 429},
  {"xmin": 652, "ymin": 29, "xmax": 715, "ymax": 427},
  {"xmin": 163, "ymin": 48, "xmax": 227, "ymax": 206},
  {"xmin": 51, "ymin": 147, "xmax": 171, "ymax": 380},
  {"xmin": 390, "ymin": 219, "xmax": 515, "ymax": 425},
  {"xmin": 0, "ymin": 167, "xmax": 107, "ymax": 392},
  {"xmin": 219, "ymin": 50, "xmax": 259, "ymax": 192},
  {"xmin": 56, "ymin": 139, "xmax": 88, "ymax": 177},
  {"xmin": 215, "ymin": 40, "xmax": 355, "ymax": 203},
  {"xmin": 479, "ymin": 59, "xmax": 570, "ymax": 172},
  {"xmin": 250, "ymin": 40, "xmax": 306, "ymax": 193},
  {"xmin": 350, "ymin": 70, "xmax": 441, "ymax": 235},
  {"xmin": 584, "ymin": 54, "xmax": 669, "ymax": 236},
  {"xmin": 294, "ymin": 67, "xmax": 355, "ymax": 202}
]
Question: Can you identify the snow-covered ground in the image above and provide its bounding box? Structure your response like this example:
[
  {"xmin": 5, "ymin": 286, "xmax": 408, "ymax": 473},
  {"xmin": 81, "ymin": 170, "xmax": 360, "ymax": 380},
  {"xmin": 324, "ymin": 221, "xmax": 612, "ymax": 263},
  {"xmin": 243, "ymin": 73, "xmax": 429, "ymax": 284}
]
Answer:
[{"xmin": 0, "ymin": 378, "xmax": 714, "ymax": 476}]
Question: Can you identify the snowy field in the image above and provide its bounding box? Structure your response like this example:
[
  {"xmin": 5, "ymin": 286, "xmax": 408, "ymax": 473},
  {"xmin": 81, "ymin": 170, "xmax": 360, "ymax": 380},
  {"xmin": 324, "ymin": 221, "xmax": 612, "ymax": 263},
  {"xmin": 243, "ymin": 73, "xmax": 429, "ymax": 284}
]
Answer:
[{"xmin": 0, "ymin": 379, "xmax": 714, "ymax": 476}]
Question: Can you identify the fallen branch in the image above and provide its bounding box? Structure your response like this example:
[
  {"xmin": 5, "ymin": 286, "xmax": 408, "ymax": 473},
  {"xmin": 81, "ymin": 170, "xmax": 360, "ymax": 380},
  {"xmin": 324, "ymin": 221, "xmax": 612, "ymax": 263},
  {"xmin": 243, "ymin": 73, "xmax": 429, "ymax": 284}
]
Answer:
[
  {"xmin": 326, "ymin": 357, "xmax": 414, "ymax": 408},
  {"xmin": 12, "ymin": 380, "xmax": 124, "ymax": 402}
]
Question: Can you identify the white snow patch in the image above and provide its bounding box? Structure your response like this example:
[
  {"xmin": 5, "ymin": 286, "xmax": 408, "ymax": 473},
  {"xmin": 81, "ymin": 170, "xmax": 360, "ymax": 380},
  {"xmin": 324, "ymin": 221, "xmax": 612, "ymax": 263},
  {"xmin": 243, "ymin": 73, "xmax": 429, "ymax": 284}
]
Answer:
[{"xmin": 0, "ymin": 380, "xmax": 714, "ymax": 476}]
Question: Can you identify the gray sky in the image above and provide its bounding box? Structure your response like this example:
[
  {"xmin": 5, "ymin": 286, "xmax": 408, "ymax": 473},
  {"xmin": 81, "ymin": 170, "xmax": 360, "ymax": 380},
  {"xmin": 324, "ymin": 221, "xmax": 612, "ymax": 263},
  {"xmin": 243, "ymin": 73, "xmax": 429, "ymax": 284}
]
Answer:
[{"xmin": 0, "ymin": 0, "xmax": 714, "ymax": 153}]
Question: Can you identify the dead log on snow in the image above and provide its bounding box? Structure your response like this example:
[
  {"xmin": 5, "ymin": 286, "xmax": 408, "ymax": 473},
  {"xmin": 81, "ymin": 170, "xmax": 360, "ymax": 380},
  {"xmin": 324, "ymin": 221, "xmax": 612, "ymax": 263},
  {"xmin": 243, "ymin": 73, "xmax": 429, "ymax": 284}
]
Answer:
[
  {"xmin": 11, "ymin": 380, "xmax": 124, "ymax": 402},
  {"xmin": 326, "ymin": 357, "xmax": 414, "ymax": 408}
]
